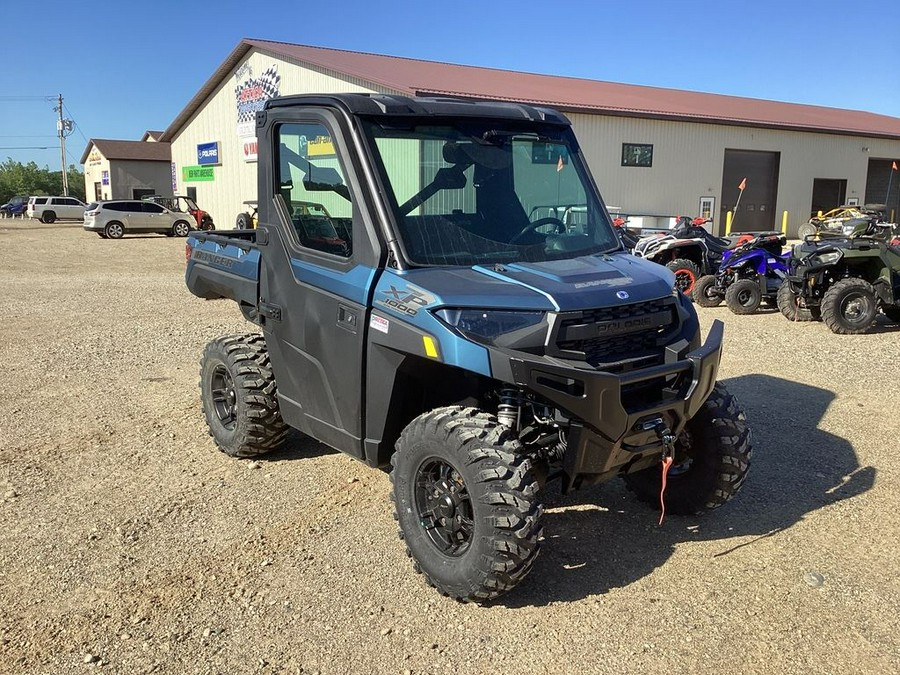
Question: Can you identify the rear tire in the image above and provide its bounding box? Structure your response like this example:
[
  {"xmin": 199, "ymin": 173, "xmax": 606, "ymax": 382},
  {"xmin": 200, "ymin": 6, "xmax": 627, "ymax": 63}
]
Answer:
[
  {"xmin": 692, "ymin": 275, "xmax": 723, "ymax": 307},
  {"xmin": 104, "ymin": 221, "xmax": 124, "ymax": 239},
  {"xmin": 391, "ymin": 407, "xmax": 543, "ymax": 602},
  {"xmin": 667, "ymin": 258, "xmax": 701, "ymax": 294},
  {"xmin": 41, "ymin": 211, "xmax": 56, "ymax": 224},
  {"xmin": 236, "ymin": 212, "xmax": 252, "ymax": 229},
  {"xmin": 199, "ymin": 333, "xmax": 288, "ymax": 457},
  {"xmin": 725, "ymin": 278, "xmax": 762, "ymax": 314},
  {"xmin": 777, "ymin": 282, "xmax": 816, "ymax": 321},
  {"xmin": 821, "ymin": 277, "xmax": 877, "ymax": 334},
  {"xmin": 623, "ymin": 383, "xmax": 751, "ymax": 515}
]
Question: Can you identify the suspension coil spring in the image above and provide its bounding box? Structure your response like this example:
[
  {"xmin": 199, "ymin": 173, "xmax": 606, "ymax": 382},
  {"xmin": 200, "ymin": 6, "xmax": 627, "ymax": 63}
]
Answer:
[{"xmin": 497, "ymin": 387, "xmax": 523, "ymax": 429}]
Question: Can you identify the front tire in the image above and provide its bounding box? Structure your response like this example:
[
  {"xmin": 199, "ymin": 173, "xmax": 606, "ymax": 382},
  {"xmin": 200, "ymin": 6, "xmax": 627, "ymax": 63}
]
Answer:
[
  {"xmin": 692, "ymin": 275, "xmax": 723, "ymax": 307},
  {"xmin": 172, "ymin": 220, "xmax": 191, "ymax": 237},
  {"xmin": 391, "ymin": 407, "xmax": 543, "ymax": 602},
  {"xmin": 667, "ymin": 258, "xmax": 701, "ymax": 294},
  {"xmin": 199, "ymin": 333, "xmax": 288, "ymax": 457},
  {"xmin": 797, "ymin": 222, "xmax": 817, "ymax": 239},
  {"xmin": 725, "ymin": 278, "xmax": 762, "ymax": 314},
  {"xmin": 821, "ymin": 277, "xmax": 877, "ymax": 334},
  {"xmin": 777, "ymin": 282, "xmax": 817, "ymax": 321},
  {"xmin": 236, "ymin": 212, "xmax": 252, "ymax": 229},
  {"xmin": 623, "ymin": 384, "xmax": 751, "ymax": 515}
]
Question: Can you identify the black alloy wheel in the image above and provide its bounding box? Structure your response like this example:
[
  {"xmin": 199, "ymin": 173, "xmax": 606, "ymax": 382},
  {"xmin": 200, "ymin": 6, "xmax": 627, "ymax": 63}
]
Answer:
[
  {"xmin": 209, "ymin": 364, "xmax": 237, "ymax": 430},
  {"xmin": 414, "ymin": 458, "xmax": 474, "ymax": 556}
]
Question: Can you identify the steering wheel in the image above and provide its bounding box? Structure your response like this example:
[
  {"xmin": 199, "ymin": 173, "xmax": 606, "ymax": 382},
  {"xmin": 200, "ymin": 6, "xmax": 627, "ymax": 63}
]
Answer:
[{"xmin": 510, "ymin": 217, "xmax": 566, "ymax": 244}]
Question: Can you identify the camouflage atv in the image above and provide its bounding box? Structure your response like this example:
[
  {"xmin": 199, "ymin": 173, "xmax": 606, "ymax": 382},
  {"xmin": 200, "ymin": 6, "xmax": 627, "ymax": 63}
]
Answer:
[{"xmin": 780, "ymin": 220, "xmax": 900, "ymax": 333}]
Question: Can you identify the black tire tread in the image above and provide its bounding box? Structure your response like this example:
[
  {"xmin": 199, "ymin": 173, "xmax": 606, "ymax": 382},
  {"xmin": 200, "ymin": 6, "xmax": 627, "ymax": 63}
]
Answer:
[
  {"xmin": 692, "ymin": 274, "xmax": 722, "ymax": 307},
  {"xmin": 623, "ymin": 384, "xmax": 751, "ymax": 515},
  {"xmin": 725, "ymin": 278, "xmax": 762, "ymax": 315},
  {"xmin": 667, "ymin": 258, "xmax": 701, "ymax": 294},
  {"xmin": 391, "ymin": 406, "xmax": 542, "ymax": 602},
  {"xmin": 777, "ymin": 281, "xmax": 815, "ymax": 322},
  {"xmin": 200, "ymin": 333, "xmax": 288, "ymax": 457},
  {"xmin": 821, "ymin": 277, "xmax": 877, "ymax": 335}
]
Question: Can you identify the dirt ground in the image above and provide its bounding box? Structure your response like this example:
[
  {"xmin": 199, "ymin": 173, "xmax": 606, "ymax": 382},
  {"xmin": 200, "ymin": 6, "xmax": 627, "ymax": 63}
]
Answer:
[{"xmin": 1, "ymin": 221, "xmax": 898, "ymax": 675}]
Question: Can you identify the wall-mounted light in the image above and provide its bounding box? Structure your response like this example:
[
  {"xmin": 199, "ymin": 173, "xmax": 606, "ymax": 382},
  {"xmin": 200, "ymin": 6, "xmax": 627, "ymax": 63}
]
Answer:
[{"xmin": 862, "ymin": 146, "xmax": 870, "ymax": 153}]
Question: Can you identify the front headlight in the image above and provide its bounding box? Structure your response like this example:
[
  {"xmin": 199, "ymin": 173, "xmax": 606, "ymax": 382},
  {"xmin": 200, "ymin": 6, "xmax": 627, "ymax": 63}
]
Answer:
[
  {"xmin": 435, "ymin": 308, "xmax": 547, "ymax": 349},
  {"xmin": 807, "ymin": 250, "xmax": 841, "ymax": 266}
]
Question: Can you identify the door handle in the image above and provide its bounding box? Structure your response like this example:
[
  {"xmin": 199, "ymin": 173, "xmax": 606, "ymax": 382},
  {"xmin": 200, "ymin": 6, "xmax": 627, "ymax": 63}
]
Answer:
[{"xmin": 337, "ymin": 304, "xmax": 358, "ymax": 334}]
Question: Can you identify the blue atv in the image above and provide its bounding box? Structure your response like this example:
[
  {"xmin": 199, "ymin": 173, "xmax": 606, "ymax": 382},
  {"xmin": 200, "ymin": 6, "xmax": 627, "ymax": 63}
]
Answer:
[{"xmin": 692, "ymin": 234, "xmax": 788, "ymax": 314}]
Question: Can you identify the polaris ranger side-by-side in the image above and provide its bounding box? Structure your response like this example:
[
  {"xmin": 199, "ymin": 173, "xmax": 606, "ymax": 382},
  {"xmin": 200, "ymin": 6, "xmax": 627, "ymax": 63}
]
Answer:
[{"xmin": 184, "ymin": 94, "xmax": 751, "ymax": 601}]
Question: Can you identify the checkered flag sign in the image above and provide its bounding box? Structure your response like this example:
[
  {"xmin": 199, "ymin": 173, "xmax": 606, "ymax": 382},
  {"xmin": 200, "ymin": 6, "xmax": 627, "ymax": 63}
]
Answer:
[{"xmin": 235, "ymin": 64, "xmax": 281, "ymax": 125}]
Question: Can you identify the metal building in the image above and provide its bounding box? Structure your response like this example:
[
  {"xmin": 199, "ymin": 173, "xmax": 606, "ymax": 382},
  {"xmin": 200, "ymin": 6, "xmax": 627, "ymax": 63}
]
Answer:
[
  {"xmin": 80, "ymin": 135, "xmax": 173, "ymax": 203},
  {"xmin": 160, "ymin": 39, "xmax": 900, "ymax": 236}
]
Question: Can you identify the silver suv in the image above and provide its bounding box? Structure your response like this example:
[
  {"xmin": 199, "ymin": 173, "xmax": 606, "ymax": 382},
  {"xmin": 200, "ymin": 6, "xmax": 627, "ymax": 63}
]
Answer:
[
  {"xmin": 27, "ymin": 196, "xmax": 86, "ymax": 223},
  {"xmin": 83, "ymin": 200, "xmax": 194, "ymax": 239}
]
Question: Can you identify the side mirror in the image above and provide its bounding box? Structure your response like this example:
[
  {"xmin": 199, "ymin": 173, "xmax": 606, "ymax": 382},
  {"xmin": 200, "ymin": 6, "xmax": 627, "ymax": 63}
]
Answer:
[{"xmin": 303, "ymin": 166, "xmax": 344, "ymax": 192}]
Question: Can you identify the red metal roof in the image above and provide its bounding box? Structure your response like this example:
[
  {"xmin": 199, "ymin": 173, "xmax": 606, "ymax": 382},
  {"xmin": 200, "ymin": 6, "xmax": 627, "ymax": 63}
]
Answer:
[
  {"xmin": 162, "ymin": 39, "xmax": 900, "ymax": 141},
  {"xmin": 251, "ymin": 39, "xmax": 900, "ymax": 137}
]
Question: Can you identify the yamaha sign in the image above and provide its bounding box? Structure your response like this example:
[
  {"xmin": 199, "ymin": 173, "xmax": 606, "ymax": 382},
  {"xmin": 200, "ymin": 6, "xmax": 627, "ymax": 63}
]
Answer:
[{"xmin": 197, "ymin": 141, "xmax": 220, "ymax": 166}]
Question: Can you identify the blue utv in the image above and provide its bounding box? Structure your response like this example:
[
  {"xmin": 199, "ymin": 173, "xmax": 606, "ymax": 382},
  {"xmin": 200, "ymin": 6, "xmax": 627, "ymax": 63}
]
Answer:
[{"xmin": 183, "ymin": 94, "xmax": 751, "ymax": 601}]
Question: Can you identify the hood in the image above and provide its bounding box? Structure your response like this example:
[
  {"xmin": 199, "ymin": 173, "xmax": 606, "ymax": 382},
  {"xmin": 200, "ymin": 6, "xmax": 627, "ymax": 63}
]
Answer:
[{"xmin": 401, "ymin": 252, "xmax": 675, "ymax": 312}]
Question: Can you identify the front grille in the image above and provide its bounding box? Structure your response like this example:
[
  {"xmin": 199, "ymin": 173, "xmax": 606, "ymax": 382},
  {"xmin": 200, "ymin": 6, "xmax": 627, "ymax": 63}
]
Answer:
[{"xmin": 552, "ymin": 297, "xmax": 678, "ymax": 369}]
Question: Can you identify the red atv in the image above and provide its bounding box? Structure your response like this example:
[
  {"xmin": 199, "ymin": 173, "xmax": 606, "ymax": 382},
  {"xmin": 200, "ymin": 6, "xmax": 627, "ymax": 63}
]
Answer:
[{"xmin": 143, "ymin": 195, "xmax": 215, "ymax": 230}]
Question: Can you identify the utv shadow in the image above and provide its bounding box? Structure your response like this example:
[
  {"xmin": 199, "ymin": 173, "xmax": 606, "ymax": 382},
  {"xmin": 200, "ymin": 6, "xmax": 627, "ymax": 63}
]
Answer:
[{"xmin": 497, "ymin": 373, "xmax": 875, "ymax": 607}]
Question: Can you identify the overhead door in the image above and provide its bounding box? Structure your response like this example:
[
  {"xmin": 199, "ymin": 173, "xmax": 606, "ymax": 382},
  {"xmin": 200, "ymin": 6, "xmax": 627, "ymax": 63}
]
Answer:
[{"xmin": 721, "ymin": 150, "xmax": 780, "ymax": 233}]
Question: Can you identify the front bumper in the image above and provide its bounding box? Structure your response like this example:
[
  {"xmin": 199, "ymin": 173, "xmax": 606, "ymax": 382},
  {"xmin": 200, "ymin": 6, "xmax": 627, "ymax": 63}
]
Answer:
[{"xmin": 493, "ymin": 320, "xmax": 724, "ymax": 490}]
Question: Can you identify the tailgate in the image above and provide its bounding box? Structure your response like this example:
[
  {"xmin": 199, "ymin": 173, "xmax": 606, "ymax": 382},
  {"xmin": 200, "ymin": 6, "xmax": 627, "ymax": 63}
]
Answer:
[{"xmin": 185, "ymin": 233, "xmax": 260, "ymax": 308}]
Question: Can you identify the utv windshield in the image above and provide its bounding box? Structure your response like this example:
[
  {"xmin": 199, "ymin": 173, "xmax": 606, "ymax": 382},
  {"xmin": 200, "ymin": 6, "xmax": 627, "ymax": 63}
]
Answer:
[{"xmin": 365, "ymin": 120, "xmax": 619, "ymax": 266}]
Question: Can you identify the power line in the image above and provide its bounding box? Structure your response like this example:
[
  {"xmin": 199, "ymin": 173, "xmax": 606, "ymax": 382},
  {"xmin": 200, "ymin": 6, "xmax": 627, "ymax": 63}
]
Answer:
[
  {"xmin": 0, "ymin": 96, "xmax": 55, "ymax": 101},
  {"xmin": 0, "ymin": 145, "xmax": 57, "ymax": 150},
  {"xmin": 63, "ymin": 103, "xmax": 90, "ymax": 145}
]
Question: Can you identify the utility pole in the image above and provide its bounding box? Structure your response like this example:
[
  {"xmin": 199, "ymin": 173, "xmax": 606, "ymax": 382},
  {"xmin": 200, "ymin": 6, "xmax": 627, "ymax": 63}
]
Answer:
[{"xmin": 54, "ymin": 94, "xmax": 73, "ymax": 196}]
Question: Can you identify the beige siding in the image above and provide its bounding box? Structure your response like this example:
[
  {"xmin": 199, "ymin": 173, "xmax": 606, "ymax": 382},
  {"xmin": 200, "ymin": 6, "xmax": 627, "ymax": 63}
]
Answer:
[
  {"xmin": 569, "ymin": 113, "xmax": 900, "ymax": 235},
  {"xmin": 170, "ymin": 49, "xmax": 900, "ymax": 237},
  {"xmin": 83, "ymin": 150, "xmax": 111, "ymax": 202},
  {"xmin": 169, "ymin": 48, "xmax": 402, "ymax": 228}
]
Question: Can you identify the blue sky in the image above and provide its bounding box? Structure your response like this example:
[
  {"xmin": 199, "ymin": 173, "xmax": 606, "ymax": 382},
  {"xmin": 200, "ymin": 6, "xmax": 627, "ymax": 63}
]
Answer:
[{"xmin": 3, "ymin": 0, "xmax": 899, "ymax": 169}]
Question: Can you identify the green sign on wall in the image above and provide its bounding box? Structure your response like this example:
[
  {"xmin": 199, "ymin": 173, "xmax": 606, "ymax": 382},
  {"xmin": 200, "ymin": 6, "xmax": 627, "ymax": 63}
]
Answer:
[{"xmin": 182, "ymin": 165, "xmax": 215, "ymax": 182}]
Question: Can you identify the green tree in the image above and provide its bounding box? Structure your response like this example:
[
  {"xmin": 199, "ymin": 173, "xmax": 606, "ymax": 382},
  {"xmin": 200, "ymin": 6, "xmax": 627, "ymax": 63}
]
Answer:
[{"xmin": 0, "ymin": 159, "xmax": 85, "ymax": 203}]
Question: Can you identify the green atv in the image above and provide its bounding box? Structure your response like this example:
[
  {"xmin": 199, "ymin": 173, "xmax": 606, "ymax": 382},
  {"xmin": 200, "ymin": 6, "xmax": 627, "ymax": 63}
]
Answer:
[{"xmin": 780, "ymin": 221, "xmax": 900, "ymax": 334}]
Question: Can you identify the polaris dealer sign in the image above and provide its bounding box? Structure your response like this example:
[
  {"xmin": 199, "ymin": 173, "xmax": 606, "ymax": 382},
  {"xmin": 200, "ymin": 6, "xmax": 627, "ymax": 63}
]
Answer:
[{"xmin": 197, "ymin": 142, "xmax": 220, "ymax": 166}]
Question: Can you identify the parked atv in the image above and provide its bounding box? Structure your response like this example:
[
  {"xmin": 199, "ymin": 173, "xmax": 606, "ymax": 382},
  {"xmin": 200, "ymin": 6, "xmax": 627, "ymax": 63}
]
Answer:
[
  {"xmin": 796, "ymin": 204, "xmax": 887, "ymax": 240},
  {"xmin": 612, "ymin": 215, "xmax": 641, "ymax": 250},
  {"xmin": 780, "ymin": 220, "xmax": 900, "ymax": 333},
  {"xmin": 693, "ymin": 234, "xmax": 788, "ymax": 314},
  {"xmin": 144, "ymin": 194, "xmax": 215, "ymax": 230},
  {"xmin": 633, "ymin": 216, "xmax": 760, "ymax": 294}
]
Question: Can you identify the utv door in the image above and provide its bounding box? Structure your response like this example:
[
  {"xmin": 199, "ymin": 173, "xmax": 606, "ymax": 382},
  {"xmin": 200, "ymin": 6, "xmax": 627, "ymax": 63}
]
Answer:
[{"xmin": 256, "ymin": 110, "xmax": 383, "ymax": 459}]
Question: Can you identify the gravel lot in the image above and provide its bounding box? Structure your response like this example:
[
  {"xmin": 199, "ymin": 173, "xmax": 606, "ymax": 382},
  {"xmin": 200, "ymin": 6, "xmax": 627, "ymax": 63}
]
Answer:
[{"xmin": 1, "ymin": 221, "xmax": 899, "ymax": 675}]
